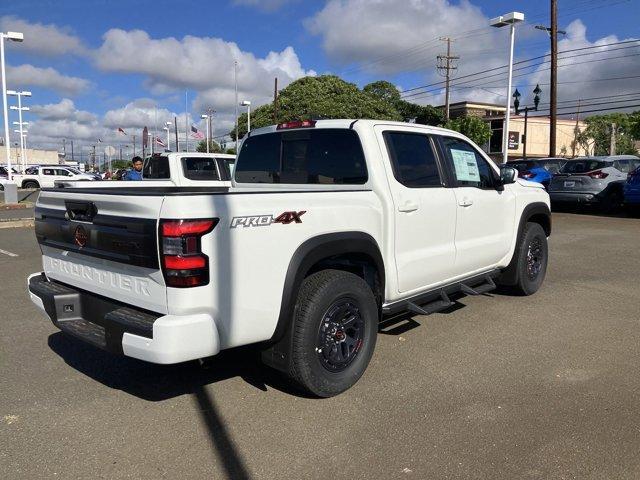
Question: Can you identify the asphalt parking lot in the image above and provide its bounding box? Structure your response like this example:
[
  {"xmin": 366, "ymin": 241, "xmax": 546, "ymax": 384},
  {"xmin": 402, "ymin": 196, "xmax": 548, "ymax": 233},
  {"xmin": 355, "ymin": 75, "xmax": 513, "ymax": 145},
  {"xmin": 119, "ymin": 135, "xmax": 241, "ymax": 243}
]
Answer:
[{"xmin": 1, "ymin": 212, "xmax": 639, "ymax": 480}]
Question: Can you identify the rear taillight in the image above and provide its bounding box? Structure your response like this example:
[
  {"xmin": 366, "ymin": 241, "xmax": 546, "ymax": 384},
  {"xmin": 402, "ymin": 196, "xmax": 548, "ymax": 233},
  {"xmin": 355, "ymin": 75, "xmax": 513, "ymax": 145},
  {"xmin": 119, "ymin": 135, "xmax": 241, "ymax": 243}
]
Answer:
[
  {"xmin": 521, "ymin": 170, "xmax": 535, "ymax": 179},
  {"xmin": 587, "ymin": 170, "xmax": 608, "ymax": 179},
  {"xmin": 160, "ymin": 218, "xmax": 218, "ymax": 288}
]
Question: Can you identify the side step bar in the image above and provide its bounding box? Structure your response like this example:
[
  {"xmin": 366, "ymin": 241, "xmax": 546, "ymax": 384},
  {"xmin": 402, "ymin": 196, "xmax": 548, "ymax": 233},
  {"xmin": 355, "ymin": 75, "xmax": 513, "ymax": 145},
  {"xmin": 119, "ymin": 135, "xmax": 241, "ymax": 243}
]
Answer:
[
  {"xmin": 460, "ymin": 276, "xmax": 496, "ymax": 296},
  {"xmin": 407, "ymin": 290, "xmax": 453, "ymax": 316},
  {"xmin": 382, "ymin": 272, "xmax": 499, "ymax": 317}
]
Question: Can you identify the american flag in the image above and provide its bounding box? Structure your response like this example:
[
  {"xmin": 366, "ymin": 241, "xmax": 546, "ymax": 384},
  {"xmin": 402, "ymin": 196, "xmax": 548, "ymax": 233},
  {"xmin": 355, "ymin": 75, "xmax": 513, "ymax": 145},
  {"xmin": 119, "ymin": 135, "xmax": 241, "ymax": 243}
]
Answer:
[
  {"xmin": 117, "ymin": 127, "xmax": 127, "ymax": 135},
  {"xmin": 155, "ymin": 137, "xmax": 166, "ymax": 147},
  {"xmin": 190, "ymin": 125, "xmax": 205, "ymax": 139}
]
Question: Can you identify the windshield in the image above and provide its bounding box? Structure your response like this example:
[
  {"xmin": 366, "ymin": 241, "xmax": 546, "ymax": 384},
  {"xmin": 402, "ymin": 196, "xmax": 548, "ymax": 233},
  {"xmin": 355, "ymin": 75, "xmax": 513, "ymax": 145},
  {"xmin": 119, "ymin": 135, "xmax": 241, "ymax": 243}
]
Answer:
[
  {"xmin": 560, "ymin": 159, "xmax": 607, "ymax": 174},
  {"xmin": 510, "ymin": 161, "xmax": 538, "ymax": 173}
]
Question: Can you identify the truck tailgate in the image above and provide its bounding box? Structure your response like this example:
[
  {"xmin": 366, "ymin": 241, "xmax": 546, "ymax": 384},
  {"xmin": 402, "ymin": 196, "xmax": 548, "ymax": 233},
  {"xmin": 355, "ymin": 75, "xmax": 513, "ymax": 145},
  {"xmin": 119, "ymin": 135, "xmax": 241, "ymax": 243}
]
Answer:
[{"xmin": 35, "ymin": 189, "xmax": 168, "ymax": 314}]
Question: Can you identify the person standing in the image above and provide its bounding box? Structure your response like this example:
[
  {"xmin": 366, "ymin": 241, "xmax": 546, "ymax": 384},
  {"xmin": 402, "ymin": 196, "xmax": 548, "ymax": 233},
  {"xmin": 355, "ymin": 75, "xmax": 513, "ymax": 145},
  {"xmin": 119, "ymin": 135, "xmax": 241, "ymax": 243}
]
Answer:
[{"xmin": 124, "ymin": 156, "xmax": 143, "ymax": 181}]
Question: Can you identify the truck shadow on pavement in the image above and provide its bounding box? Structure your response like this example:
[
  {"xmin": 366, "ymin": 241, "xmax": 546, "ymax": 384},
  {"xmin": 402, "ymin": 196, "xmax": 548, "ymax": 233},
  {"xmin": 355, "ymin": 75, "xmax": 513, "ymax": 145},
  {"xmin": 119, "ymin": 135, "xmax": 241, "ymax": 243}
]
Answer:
[
  {"xmin": 48, "ymin": 333, "xmax": 271, "ymax": 479},
  {"xmin": 47, "ymin": 332, "xmax": 307, "ymax": 401}
]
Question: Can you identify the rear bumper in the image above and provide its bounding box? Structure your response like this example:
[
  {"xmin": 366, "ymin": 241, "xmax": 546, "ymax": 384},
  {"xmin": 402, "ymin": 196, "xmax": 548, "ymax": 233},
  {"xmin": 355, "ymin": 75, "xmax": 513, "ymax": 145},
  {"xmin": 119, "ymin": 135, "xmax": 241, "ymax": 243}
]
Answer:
[
  {"xmin": 28, "ymin": 272, "xmax": 219, "ymax": 364},
  {"xmin": 549, "ymin": 191, "xmax": 599, "ymax": 204}
]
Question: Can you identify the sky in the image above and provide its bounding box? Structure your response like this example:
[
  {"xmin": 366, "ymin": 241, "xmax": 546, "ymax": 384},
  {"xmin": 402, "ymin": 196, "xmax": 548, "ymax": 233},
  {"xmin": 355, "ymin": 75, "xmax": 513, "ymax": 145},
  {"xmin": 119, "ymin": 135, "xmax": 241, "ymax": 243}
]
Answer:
[{"xmin": 0, "ymin": 0, "xmax": 638, "ymax": 156}]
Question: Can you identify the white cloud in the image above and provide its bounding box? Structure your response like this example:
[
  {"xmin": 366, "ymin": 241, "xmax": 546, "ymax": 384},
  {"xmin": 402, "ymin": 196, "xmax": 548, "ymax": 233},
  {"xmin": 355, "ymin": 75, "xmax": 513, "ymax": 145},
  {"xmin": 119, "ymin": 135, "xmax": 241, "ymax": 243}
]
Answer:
[
  {"xmin": 305, "ymin": 0, "xmax": 502, "ymax": 75},
  {"xmin": 30, "ymin": 99, "xmax": 95, "ymax": 123},
  {"xmin": 233, "ymin": 0, "xmax": 299, "ymax": 12},
  {"xmin": 525, "ymin": 20, "xmax": 640, "ymax": 112},
  {"xmin": 93, "ymin": 29, "xmax": 314, "ymax": 118},
  {"xmin": 7, "ymin": 64, "xmax": 91, "ymax": 96},
  {"xmin": 0, "ymin": 16, "xmax": 86, "ymax": 57}
]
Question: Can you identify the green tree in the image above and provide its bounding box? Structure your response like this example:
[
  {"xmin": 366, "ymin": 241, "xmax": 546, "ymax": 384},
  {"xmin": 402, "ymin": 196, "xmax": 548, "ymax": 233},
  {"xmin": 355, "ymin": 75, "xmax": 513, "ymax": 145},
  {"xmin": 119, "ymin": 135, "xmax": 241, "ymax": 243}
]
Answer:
[
  {"xmin": 232, "ymin": 75, "xmax": 402, "ymax": 139},
  {"xmin": 363, "ymin": 80, "xmax": 402, "ymax": 104},
  {"xmin": 444, "ymin": 116, "xmax": 492, "ymax": 146},
  {"xmin": 363, "ymin": 80, "xmax": 443, "ymax": 126},
  {"xmin": 196, "ymin": 140, "xmax": 222, "ymax": 153},
  {"xmin": 577, "ymin": 113, "xmax": 639, "ymax": 155}
]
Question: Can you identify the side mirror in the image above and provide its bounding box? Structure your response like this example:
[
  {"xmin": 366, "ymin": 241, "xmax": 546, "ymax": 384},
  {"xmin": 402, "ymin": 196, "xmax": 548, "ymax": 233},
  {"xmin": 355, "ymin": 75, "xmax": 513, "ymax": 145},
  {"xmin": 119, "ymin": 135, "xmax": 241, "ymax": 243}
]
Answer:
[{"xmin": 500, "ymin": 166, "xmax": 517, "ymax": 185}]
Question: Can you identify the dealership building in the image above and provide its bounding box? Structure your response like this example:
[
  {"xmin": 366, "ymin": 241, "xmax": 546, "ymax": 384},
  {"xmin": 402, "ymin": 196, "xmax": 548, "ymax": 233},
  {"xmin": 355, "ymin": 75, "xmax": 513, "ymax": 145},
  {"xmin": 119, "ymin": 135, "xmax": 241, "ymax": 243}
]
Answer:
[{"xmin": 445, "ymin": 101, "xmax": 594, "ymax": 160}]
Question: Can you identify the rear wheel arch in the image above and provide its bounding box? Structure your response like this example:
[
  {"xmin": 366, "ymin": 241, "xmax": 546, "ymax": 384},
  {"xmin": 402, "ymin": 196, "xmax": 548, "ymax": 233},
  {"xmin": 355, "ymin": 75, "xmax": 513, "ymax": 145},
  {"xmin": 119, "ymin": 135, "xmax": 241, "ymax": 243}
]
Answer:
[{"xmin": 261, "ymin": 232, "xmax": 385, "ymax": 372}]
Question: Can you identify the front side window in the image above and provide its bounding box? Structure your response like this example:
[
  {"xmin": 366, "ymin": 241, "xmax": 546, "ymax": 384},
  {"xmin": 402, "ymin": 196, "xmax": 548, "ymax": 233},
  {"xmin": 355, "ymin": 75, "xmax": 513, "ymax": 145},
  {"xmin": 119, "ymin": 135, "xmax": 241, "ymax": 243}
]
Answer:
[
  {"xmin": 383, "ymin": 131, "xmax": 442, "ymax": 188},
  {"xmin": 56, "ymin": 169, "xmax": 71, "ymax": 176},
  {"xmin": 235, "ymin": 129, "xmax": 367, "ymax": 184},
  {"xmin": 440, "ymin": 136, "xmax": 496, "ymax": 189},
  {"xmin": 181, "ymin": 157, "xmax": 220, "ymax": 181}
]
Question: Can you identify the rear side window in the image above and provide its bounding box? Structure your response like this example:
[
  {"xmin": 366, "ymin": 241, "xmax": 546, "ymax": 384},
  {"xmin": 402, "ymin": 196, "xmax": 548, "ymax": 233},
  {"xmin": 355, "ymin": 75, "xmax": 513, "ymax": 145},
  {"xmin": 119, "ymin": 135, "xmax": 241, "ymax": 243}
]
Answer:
[
  {"xmin": 143, "ymin": 156, "xmax": 170, "ymax": 179},
  {"xmin": 560, "ymin": 159, "xmax": 606, "ymax": 174},
  {"xmin": 235, "ymin": 129, "xmax": 367, "ymax": 184},
  {"xmin": 43, "ymin": 169, "xmax": 55, "ymax": 176},
  {"xmin": 614, "ymin": 159, "xmax": 640, "ymax": 173},
  {"xmin": 181, "ymin": 157, "xmax": 220, "ymax": 181},
  {"xmin": 383, "ymin": 132, "xmax": 441, "ymax": 187},
  {"xmin": 440, "ymin": 136, "xmax": 496, "ymax": 189}
]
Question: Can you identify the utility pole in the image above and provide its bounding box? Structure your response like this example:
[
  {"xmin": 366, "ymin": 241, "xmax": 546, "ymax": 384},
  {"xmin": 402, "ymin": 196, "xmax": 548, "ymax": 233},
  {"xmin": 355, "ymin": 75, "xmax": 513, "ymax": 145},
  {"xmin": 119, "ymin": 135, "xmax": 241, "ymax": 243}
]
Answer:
[
  {"xmin": 91, "ymin": 145, "xmax": 96, "ymax": 171},
  {"xmin": 132, "ymin": 135, "xmax": 136, "ymax": 157},
  {"xmin": 610, "ymin": 123, "xmax": 617, "ymax": 156},
  {"xmin": 273, "ymin": 77, "xmax": 279, "ymax": 124},
  {"xmin": 437, "ymin": 37, "xmax": 459, "ymax": 122},
  {"xmin": 550, "ymin": 0, "xmax": 558, "ymax": 157},
  {"xmin": 535, "ymin": 3, "xmax": 566, "ymax": 157},
  {"xmin": 71, "ymin": 140, "xmax": 74, "ymax": 162},
  {"xmin": 572, "ymin": 99, "xmax": 581, "ymax": 157}
]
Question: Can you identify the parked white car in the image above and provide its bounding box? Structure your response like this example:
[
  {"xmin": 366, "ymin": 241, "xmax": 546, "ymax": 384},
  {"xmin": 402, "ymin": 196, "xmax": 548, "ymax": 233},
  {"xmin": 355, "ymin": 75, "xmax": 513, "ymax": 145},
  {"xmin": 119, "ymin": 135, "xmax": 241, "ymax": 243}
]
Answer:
[
  {"xmin": 28, "ymin": 120, "xmax": 550, "ymax": 397},
  {"xmin": 14, "ymin": 165, "xmax": 98, "ymax": 189}
]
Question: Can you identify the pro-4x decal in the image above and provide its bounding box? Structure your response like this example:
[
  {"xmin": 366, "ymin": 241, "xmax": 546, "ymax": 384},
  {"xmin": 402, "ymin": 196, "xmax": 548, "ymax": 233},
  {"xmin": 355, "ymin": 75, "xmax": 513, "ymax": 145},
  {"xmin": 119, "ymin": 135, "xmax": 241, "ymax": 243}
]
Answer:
[{"xmin": 230, "ymin": 211, "xmax": 306, "ymax": 228}]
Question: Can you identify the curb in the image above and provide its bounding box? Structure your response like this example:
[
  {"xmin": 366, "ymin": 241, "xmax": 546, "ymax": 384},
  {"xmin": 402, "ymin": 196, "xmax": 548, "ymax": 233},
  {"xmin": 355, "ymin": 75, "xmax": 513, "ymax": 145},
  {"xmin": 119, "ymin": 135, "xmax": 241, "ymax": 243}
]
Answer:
[
  {"xmin": 0, "ymin": 203, "xmax": 31, "ymax": 211},
  {"xmin": 0, "ymin": 218, "xmax": 34, "ymax": 229}
]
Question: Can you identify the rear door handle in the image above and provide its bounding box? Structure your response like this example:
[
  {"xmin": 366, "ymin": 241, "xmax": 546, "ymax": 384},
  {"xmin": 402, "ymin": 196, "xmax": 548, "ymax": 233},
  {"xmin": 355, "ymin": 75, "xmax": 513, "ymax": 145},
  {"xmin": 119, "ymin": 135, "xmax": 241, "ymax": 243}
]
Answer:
[
  {"xmin": 458, "ymin": 198, "xmax": 474, "ymax": 207},
  {"xmin": 398, "ymin": 201, "xmax": 419, "ymax": 213}
]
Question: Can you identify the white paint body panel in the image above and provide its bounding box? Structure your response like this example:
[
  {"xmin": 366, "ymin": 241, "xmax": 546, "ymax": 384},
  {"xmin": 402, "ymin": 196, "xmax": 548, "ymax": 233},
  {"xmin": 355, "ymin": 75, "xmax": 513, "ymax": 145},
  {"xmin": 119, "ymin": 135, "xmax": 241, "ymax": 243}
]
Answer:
[{"xmin": 30, "ymin": 120, "xmax": 550, "ymax": 363}]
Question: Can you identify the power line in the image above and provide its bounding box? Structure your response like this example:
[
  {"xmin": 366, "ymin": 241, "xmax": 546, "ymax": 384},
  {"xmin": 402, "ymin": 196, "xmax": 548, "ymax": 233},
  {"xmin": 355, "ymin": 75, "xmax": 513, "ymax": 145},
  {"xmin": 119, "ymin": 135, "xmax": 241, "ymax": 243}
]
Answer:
[
  {"xmin": 404, "ymin": 74, "xmax": 640, "ymax": 103},
  {"xmin": 400, "ymin": 39, "xmax": 639, "ymax": 98}
]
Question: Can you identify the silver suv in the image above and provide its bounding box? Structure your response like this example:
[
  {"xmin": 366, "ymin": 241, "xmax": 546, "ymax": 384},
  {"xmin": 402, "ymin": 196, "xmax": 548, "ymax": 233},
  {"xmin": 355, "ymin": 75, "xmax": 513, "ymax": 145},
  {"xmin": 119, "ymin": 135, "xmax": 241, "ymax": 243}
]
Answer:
[{"xmin": 548, "ymin": 155, "xmax": 640, "ymax": 212}]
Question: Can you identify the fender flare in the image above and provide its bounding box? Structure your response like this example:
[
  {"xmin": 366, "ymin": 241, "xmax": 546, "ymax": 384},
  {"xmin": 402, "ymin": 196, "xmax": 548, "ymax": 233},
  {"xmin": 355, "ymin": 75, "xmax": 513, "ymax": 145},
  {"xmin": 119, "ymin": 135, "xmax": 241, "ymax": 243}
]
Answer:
[
  {"xmin": 499, "ymin": 202, "xmax": 551, "ymax": 286},
  {"xmin": 262, "ymin": 231, "xmax": 384, "ymax": 371}
]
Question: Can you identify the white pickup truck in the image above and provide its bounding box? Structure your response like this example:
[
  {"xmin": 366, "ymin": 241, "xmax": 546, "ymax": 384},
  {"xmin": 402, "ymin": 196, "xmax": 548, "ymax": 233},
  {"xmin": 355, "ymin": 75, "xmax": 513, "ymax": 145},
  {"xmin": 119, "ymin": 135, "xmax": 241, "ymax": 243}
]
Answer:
[
  {"xmin": 15, "ymin": 165, "xmax": 98, "ymax": 189},
  {"xmin": 28, "ymin": 119, "xmax": 551, "ymax": 397},
  {"xmin": 139, "ymin": 152, "xmax": 236, "ymax": 186}
]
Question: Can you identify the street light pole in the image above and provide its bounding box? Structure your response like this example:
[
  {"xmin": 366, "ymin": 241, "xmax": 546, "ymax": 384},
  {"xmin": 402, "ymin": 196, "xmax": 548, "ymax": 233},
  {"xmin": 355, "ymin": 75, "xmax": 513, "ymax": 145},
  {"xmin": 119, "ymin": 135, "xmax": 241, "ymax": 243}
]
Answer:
[
  {"xmin": 8, "ymin": 90, "xmax": 31, "ymax": 173},
  {"xmin": 241, "ymin": 100, "xmax": 251, "ymax": 133},
  {"xmin": 164, "ymin": 121, "xmax": 172, "ymax": 151},
  {"xmin": 234, "ymin": 60, "xmax": 239, "ymax": 149},
  {"xmin": 1, "ymin": 31, "xmax": 24, "ymax": 198},
  {"xmin": 201, "ymin": 113, "xmax": 210, "ymax": 153},
  {"xmin": 490, "ymin": 12, "xmax": 524, "ymax": 164}
]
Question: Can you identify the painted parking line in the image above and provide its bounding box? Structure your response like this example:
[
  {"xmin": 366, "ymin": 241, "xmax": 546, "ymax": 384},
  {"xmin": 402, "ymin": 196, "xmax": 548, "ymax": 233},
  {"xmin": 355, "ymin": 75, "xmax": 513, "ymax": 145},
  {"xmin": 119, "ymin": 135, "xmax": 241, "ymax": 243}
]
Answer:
[{"xmin": 0, "ymin": 248, "xmax": 19, "ymax": 257}]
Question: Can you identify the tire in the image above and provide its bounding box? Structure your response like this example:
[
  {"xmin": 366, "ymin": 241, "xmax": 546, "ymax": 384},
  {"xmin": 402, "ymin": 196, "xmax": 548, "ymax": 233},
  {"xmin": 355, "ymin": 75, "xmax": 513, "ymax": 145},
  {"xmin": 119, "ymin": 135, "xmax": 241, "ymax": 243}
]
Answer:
[
  {"xmin": 600, "ymin": 189, "xmax": 623, "ymax": 214},
  {"xmin": 511, "ymin": 222, "xmax": 548, "ymax": 296},
  {"xmin": 23, "ymin": 180, "xmax": 39, "ymax": 189},
  {"xmin": 288, "ymin": 269, "xmax": 378, "ymax": 397}
]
